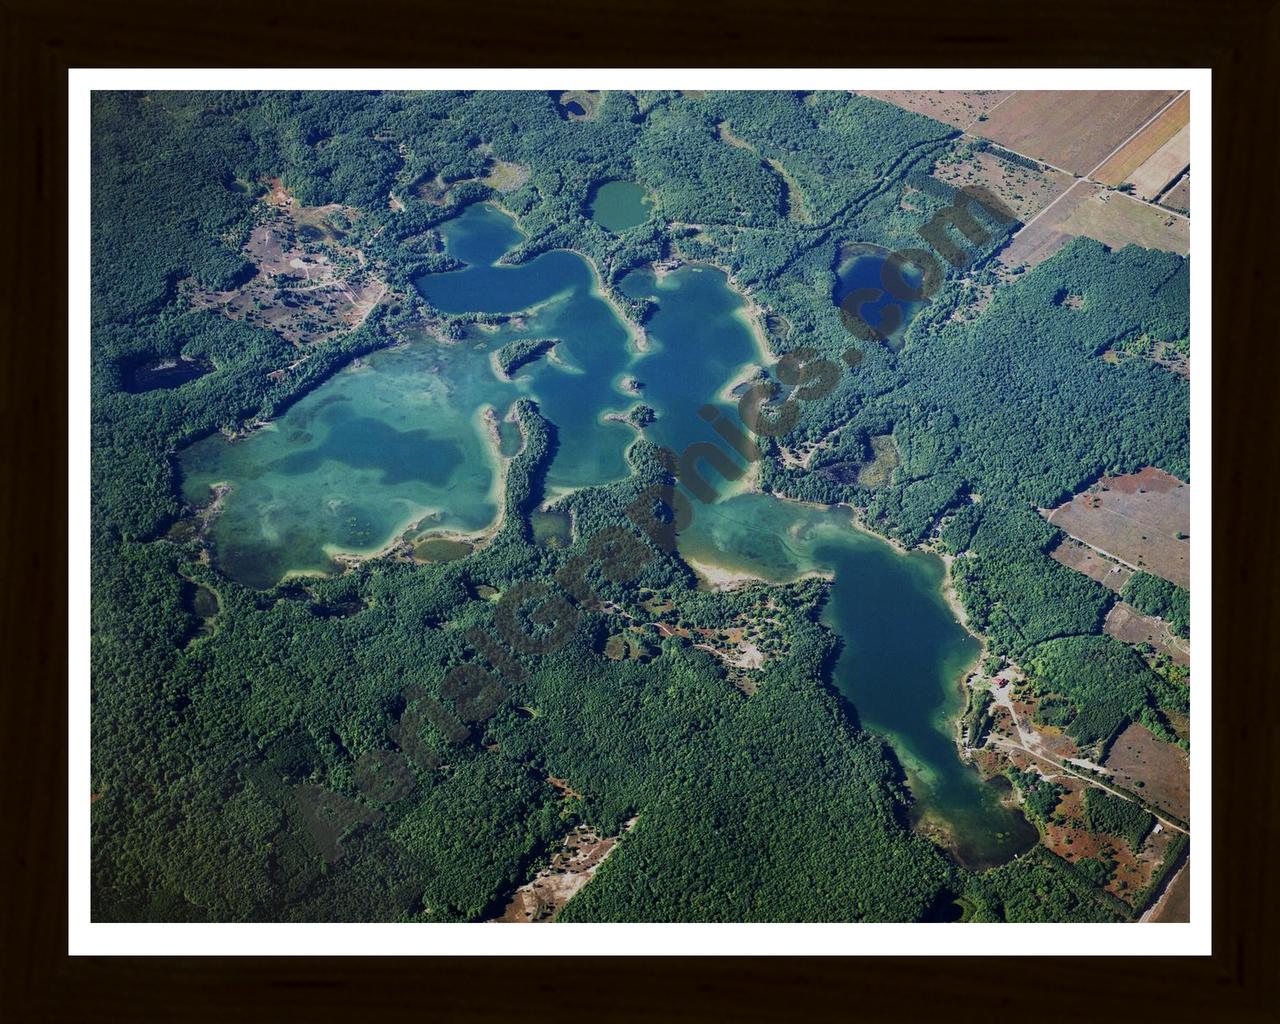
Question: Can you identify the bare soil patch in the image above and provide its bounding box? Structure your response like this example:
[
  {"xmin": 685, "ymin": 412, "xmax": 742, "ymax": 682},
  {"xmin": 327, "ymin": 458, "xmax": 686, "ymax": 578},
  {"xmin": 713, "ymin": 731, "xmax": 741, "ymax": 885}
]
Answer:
[
  {"xmin": 973, "ymin": 91, "xmax": 1179, "ymax": 175},
  {"xmin": 189, "ymin": 184, "xmax": 383, "ymax": 350},
  {"xmin": 1103, "ymin": 722, "xmax": 1190, "ymax": 822},
  {"xmin": 1105, "ymin": 602, "xmax": 1190, "ymax": 666},
  {"xmin": 1049, "ymin": 537, "xmax": 1133, "ymax": 592},
  {"xmin": 857, "ymin": 90, "xmax": 1013, "ymax": 130},
  {"xmin": 491, "ymin": 819, "xmax": 635, "ymax": 922},
  {"xmin": 547, "ymin": 776, "xmax": 583, "ymax": 800},
  {"xmin": 693, "ymin": 624, "xmax": 765, "ymax": 673},
  {"xmin": 1008, "ymin": 689, "xmax": 1082, "ymax": 761},
  {"xmin": 1045, "ymin": 468, "xmax": 1190, "ymax": 588}
]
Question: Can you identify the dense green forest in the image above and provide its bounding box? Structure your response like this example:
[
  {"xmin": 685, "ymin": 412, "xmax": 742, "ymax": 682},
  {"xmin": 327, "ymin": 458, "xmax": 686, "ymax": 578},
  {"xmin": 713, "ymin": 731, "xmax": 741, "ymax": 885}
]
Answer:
[
  {"xmin": 1084, "ymin": 789, "xmax": 1156, "ymax": 854},
  {"xmin": 1007, "ymin": 769, "xmax": 1065, "ymax": 824},
  {"xmin": 90, "ymin": 90, "xmax": 1190, "ymax": 924}
]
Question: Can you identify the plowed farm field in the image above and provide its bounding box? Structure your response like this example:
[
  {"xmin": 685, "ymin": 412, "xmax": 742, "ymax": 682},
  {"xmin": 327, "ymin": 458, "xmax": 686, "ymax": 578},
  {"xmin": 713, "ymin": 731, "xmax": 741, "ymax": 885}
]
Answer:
[
  {"xmin": 972, "ymin": 91, "xmax": 1180, "ymax": 175},
  {"xmin": 1093, "ymin": 92, "xmax": 1190, "ymax": 188}
]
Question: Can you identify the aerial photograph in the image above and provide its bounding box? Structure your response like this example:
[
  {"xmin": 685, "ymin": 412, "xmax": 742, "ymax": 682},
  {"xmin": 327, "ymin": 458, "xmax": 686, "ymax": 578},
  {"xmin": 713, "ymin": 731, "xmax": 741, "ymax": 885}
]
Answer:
[{"xmin": 89, "ymin": 87, "xmax": 1193, "ymax": 926}]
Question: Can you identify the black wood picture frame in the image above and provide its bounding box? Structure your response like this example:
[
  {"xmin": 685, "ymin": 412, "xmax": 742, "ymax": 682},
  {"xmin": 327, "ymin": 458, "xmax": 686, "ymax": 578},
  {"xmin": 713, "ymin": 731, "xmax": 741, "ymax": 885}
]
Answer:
[{"xmin": 2, "ymin": 0, "xmax": 1275, "ymax": 1018}]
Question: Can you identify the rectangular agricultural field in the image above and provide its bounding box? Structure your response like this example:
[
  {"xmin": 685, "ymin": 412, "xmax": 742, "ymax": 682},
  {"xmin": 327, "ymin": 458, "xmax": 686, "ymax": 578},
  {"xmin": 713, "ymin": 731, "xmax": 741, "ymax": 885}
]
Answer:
[
  {"xmin": 1159, "ymin": 174, "xmax": 1191, "ymax": 215},
  {"xmin": 1104, "ymin": 723, "xmax": 1191, "ymax": 823},
  {"xmin": 1147, "ymin": 862, "xmax": 1190, "ymax": 922},
  {"xmin": 1126, "ymin": 124, "xmax": 1191, "ymax": 200},
  {"xmin": 1093, "ymin": 92, "xmax": 1190, "ymax": 186},
  {"xmin": 998, "ymin": 180, "xmax": 1100, "ymax": 268},
  {"xmin": 1056, "ymin": 189, "xmax": 1189, "ymax": 256},
  {"xmin": 973, "ymin": 91, "xmax": 1180, "ymax": 175}
]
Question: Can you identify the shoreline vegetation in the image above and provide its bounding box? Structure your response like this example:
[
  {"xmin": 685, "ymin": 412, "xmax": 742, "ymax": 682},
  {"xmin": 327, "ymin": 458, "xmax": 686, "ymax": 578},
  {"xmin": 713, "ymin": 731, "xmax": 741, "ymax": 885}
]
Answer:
[
  {"xmin": 494, "ymin": 200, "xmax": 651, "ymax": 355},
  {"xmin": 490, "ymin": 338, "xmax": 559, "ymax": 381},
  {"xmin": 254, "ymin": 224, "xmax": 987, "ymax": 816}
]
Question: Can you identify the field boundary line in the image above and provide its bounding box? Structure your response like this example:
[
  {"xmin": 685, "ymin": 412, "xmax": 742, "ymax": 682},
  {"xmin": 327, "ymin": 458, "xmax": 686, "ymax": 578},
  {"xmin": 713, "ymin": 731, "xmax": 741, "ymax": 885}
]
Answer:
[
  {"xmin": 1046, "ymin": 518, "xmax": 1152, "ymax": 574},
  {"xmin": 1002, "ymin": 174, "xmax": 1088, "ymax": 238},
  {"xmin": 1081, "ymin": 90, "xmax": 1189, "ymax": 183},
  {"xmin": 962, "ymin": 90, "xmax": 1016, "ymax": 133},
  {"xmin": 1110, "ymin": 187, "xmax": 1190, "ymax": 224},
  {"xmin": 979, "ymin": 90, "xmax": 1192, "ymax": 250}
]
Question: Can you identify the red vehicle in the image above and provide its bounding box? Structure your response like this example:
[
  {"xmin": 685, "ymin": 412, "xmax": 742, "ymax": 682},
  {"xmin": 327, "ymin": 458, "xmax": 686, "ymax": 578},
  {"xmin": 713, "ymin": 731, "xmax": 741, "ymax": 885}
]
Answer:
[{"xmin": 997, "ymin": 679, "xmax": 1009, "ymax": 688}]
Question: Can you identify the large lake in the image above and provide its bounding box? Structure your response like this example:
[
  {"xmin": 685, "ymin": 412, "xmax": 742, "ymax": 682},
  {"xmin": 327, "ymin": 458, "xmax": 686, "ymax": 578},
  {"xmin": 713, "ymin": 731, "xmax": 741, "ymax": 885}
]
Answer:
[{"xmin": 179, "ymin": 201, "xmax": 1033, "ymax": 867}]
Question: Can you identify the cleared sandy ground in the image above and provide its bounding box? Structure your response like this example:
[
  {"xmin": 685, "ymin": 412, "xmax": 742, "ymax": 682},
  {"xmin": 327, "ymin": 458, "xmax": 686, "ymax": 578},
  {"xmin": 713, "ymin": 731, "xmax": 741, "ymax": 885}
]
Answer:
[
  {"xmin": 1104, "ymin": 722, "xmax": 1190, "ymax": 823},
  {"xmin": 856, "ymin": 90, "xmax": 1012, "ymax": 130},
  {"xmin": 1045, "ymin": 468, "xmax": 1190, "ymax": 588}
]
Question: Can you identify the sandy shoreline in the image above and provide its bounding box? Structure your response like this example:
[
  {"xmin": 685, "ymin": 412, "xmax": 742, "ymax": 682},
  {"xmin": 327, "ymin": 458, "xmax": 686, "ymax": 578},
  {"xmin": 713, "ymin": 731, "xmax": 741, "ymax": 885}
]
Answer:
[
  {"xmin": 937, "ymin": 550, "xmax": 981, "ymax": 642},
  {"xmin": 673, "ymin": 253, "xmax": 778, "ymax": 365},
  {"xmin": 683, "ymin": 552, "xmax": 831, "ymax": 592},
  {"xmin": 683, "ymin": 556, "xmax": 769, "ymax": 590},
  {"xmin": 727, "ymin": 485, "xmax": 989, "ymax": 777}
]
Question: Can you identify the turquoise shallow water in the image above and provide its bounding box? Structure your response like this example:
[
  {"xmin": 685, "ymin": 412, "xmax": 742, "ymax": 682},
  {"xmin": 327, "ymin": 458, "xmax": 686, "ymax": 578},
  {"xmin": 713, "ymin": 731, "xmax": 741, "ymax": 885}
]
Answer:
[
  {"xmin": 180, "ymin": 204, "xmax": 760, "ymax": 586},
  {"xmin": 415, "ymin": 204, "xmax": 638, "ymax": 491},
  {"xmin": 620, "ymin": 264, "xmax": 762, "ymax": 466},
  {"xmin": 179, "ymin": 201, "xmax": 1033, "ymax": 866},
  {"xmin": 179, "ymin": 339, "xmax": 502, "ymax": 589}
]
